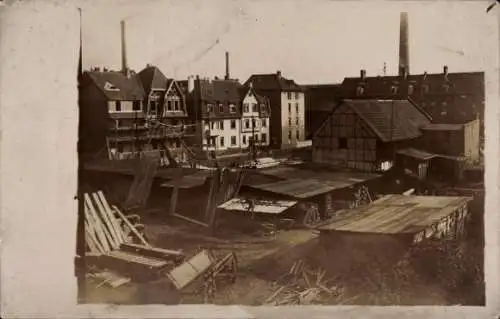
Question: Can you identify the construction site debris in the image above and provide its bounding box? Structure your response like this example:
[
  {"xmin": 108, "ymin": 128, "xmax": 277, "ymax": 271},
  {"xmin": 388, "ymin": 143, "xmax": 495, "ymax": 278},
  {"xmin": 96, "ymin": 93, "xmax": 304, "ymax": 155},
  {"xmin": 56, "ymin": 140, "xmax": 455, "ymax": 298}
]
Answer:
[{"xmin": 263, "ymin": 260, "xmax": 343, "ymax": 305}]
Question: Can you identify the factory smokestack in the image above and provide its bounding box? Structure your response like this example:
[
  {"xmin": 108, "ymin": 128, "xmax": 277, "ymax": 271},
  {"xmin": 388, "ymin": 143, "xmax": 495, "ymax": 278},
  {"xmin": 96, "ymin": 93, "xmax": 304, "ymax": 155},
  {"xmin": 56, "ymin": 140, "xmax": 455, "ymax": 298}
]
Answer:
[
  {"xmin": 225, "ymin": 51, "xmax": 230, "ymax": 80},
  {"xmin": 398, "ymin": 12, "xmax": 410, "ymax": 77},
  {"xmin": 120, "ymin": 20, "xmax": 128, "ymax": 74}
]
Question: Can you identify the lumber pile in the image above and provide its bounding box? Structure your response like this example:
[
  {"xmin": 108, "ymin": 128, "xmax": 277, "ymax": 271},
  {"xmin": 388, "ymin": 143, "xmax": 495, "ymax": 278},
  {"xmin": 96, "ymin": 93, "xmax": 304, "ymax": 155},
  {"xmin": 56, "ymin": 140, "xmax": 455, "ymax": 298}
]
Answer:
[
  {"xmin": 84, "ymin": 190, "xmax": 186, "ymax": 281},
  {"xmin": 263, "ymin": 260, "xmax": 343, "ymax": 305},
  {"xmin": 84, "ymin": 190, "xmax": 150, "ymax": 253}
]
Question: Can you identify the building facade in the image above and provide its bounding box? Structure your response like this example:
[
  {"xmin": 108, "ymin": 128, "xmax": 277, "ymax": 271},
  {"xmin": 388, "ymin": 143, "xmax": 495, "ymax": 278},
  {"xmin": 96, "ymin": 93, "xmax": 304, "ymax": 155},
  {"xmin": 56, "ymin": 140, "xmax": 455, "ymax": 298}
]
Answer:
[
  {"xmin": 79, "ymin": 68, "xmax": 148, "ymax": 161},
  {"xmin": 185, "ymin": 77, "xmax": 243, "ymax": 154},
  {"xmin": 240, "ymin": 85, "xmax": 271, "ymax": 148},
  {"xmin": 302, "ymin": 84, "xmax": 343, "ymax": 139},
  {"xmin": 244, "ymin": 71, "xmax": 305, "ymax": 149},
  {"xmin": 312, "ymin": 99, "xmax": 432, "ymax": 173},
  {"xmin": 138, "ymin": 65, "xmax": 189, "ymax": 163}
]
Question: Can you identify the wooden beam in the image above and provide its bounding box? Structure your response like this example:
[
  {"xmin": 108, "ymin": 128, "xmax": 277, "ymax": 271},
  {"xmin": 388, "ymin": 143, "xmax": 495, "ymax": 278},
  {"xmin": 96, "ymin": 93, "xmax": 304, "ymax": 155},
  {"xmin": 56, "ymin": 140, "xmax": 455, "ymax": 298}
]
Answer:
[
  {"xmin": 172, "ymin": 213, "xmax": 209, "ymax": 228},
  {"xmin": 112, "ymin": 205, "xmax": 150, "ymax": 246},
  {"xmin": 169, "ymin": 167, "xmax": 182, "ymax": 216}
]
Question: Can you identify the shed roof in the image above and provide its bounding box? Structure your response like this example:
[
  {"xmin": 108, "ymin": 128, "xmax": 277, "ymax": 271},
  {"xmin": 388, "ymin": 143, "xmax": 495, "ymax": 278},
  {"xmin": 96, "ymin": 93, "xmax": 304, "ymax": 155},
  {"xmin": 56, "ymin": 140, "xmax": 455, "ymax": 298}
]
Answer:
[
  {"xmin": 421, "ymin": 123, "xmax": 464, "ymax": 131},
  {"xmin": 317, "ymin": 194, "xmax": 472, "ymax": 235},
  {"xmin": 218, "ymin": 198, "xmax": 297, "ymax": 214},
  {"xmin": 249, "ymin": 178, "xmax": 339, "ymax": 199},
  {"xmin": 396, "ymin": 148, "xmax": 437, "ymax": 161},
  {"xmin": 160, "ymin": 171, "xmax": 210, "ymax": 189},
  {"xmin": 341, "ymin": 99, "xmax": 432, "ymax": 142}
]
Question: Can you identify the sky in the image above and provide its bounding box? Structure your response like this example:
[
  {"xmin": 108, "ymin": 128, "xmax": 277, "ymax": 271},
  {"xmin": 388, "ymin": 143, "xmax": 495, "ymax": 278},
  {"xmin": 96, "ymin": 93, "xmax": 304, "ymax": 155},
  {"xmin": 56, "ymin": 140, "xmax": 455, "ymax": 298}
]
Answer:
[{"xmin": 81, "ymin": 0, "xmax": 498, "ymax": 84}]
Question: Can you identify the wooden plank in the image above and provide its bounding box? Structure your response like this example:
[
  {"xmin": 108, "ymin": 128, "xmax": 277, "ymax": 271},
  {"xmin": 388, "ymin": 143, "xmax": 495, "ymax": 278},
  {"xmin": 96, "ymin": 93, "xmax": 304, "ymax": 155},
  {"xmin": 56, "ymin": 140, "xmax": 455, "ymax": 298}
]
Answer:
[
  {"xmin": 97, "ymin": 191, "xmax": 125, "ymax": 244},
  {"xmin": 107, "ymin": 250, "xmax": 168, "ymax": 268},
  {"xmin": 172, "ymin": 213, "xmax": 209, "ymax": 228},
  {"xmin": 84, "ymin": 210, "xmax": 105, "ymax": 253},
  {"xmin": 85, "ymin": 219, "xmax": 105, "ymax": 254},
  {"xmin": 92, "ymin": 193, "xmax": 120, "ymax": 249},
  {"xmin": 112, "ymin": 205, "xmax": 150, "ymax": 246},
  {"xmin": 120, "ymin": 242, "xmax": 184, "ymax": 260},
  {"xmin": 84, "ymin": 197, "xmax": 111, "ymax": 252},
  {"xmin": 85, "ymin": 227, "xmax": 99, "ymax": 254}
]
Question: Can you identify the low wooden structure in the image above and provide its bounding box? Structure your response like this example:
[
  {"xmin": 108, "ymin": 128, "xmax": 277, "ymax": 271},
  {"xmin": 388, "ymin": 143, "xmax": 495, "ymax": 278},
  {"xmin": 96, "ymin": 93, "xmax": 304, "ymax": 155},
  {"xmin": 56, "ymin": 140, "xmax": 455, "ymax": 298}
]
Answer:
[{"xmin": 315, "ymin": 194, "xmax": 473, "ymax": 273}]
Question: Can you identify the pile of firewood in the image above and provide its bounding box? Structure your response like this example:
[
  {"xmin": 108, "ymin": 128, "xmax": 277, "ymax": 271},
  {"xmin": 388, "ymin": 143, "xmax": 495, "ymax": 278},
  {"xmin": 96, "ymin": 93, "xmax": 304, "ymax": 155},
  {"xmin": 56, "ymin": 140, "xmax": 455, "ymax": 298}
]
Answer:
[
  {"xmin": 263, "ymin": 260, "xmax": 343, "ymax": 305},
  {"xmin": 84, "ymin": 190, "xmax": 149, "ymax": 254}
]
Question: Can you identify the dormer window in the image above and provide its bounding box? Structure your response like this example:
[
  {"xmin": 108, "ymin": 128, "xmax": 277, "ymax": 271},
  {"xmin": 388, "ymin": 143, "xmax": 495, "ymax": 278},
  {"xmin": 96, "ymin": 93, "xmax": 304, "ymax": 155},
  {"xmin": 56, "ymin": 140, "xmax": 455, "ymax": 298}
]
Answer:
[
  {"xmin": 243, "ymin": 103, "xmax": 249, "ymax": 113},
  {"xmin": 104, "ymin": 81, "xmax": 120, "ymax": 92},
  {"xmin": 218, "ymin": 103, "xmax": 224, "ymax": 112},
  {"xmin": 421, "ymin": 85, "xmax": 429, "ymax": 94},
  {"xmin": 408, "ymin": 85, "xmax": 414, "ymax": 95},
  {"xmin": 207, "ymin": 104, "xmax": 214, "ymax": 113},
  {"xmin": 133, "ymin": 101, "xmax": 141, "ymax": 111},
  {"xmin": 356, "ymin": 86, "xmax": 364, "ymax": 96},
  {"xmin": 391, "ymin": 86, "xmax": 398, "ymax": 94},
  {"xmin": 229, "ymin": 104, "xmax": 236, "ymax": 113}
]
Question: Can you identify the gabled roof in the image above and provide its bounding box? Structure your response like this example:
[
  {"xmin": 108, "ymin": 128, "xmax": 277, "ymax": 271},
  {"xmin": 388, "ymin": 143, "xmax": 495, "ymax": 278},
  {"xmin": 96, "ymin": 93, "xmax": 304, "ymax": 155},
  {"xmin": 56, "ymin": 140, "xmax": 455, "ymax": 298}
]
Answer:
[
  {"xmin": 85, "ymin": 70, "xmax": 145, "ymax": 101},
  {"xmin": 241, "ymin": 86, "xmax": 271, "ymax": 117},
  {"xmin": 303, "ymin": 83, "xmax": 343, "ymax": 112},
  {"xmin": 138, "ymin": 65, "xmax": 169, "ymax": 94},
  {"xmin": 340, "ymin": 99, "xmax": 432, "ymax": 142},
  {"xmin": 199, "ymin": 79, "xmax": 242, "ymax": 103},
  {"xmin": 244, "ymin": 72, "xmax": 302, "ymax": 92}
]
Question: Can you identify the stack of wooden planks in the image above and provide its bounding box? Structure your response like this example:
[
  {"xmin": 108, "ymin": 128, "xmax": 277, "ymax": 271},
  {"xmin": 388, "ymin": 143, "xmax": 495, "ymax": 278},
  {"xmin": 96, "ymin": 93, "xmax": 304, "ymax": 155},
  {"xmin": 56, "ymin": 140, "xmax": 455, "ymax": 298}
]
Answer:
[
  {"xmin": 84, "ymin": 190, "xmax": 149, "ymax": 254},
  {"xmin": 84, "ymin": 190, "xmax": 186, "ymax": 281},
  {"xmin": 263, "ymin": 260, "xmax": 343, "ymax": 305}
]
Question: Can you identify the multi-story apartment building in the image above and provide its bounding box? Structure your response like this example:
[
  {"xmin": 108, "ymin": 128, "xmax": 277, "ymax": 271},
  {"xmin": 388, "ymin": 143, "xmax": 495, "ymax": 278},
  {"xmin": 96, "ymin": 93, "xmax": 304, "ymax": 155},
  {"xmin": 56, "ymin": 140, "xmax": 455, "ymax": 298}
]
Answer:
[
  {"xmin": 240, "ymin": 84, "xmax": 271, "ymax": 148},
  {"xmin": 79, "ymin": 68, "xmax": 149, "ymax": 161},
  {"xmin": 244, "ymin": 71, "xmax": 305, "ymax": 149},
  {"xmin": 138, "ymin": 64, "xmax": 189, "ymax": 163},
  {"xmin": 185, "ymin": 76, "xmax": 243, "ymax": 154}
]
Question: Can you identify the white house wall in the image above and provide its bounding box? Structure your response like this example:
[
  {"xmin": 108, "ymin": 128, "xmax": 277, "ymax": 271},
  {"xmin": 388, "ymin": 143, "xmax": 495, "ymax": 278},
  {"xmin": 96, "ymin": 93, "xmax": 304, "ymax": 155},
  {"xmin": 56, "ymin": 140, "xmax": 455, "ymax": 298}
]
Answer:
[
  {"xmin": 280, "ymin": 91, "xmax": 305, "ymax": 148},
  {"xmin": 241, "ymin": 93, "xmax": 270, "ymax": 148},
  {"xmin": 202, "ymin": 119, "xmax": 241, "ymax": 151}
]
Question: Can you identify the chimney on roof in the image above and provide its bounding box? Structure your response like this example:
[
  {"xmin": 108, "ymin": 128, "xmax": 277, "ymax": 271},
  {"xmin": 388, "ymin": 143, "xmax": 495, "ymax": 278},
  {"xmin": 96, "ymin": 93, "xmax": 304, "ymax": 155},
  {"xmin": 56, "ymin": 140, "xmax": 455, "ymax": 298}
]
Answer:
[
  {"xmin": 225, "ymin": 51, "xmax": 230, "ymax": 80},
  {"xmin": 360, "ymin": 69, "xmax": 366, "ymax": 79},
  {"xmin": 277, "ymin": 70, "xmax": 282, "ymax": 78},
  {"xmin": 249, "ymin": 81, "xmax": 253, "ymax": 88},
  {"xmin": 443, "ymin": 65, "xmax": 449, "ymax": 76},
  {"xmin": 398, "ymin": 12, "xmax": 410, "ymax": 78},
  {"xmin": 188, "ymin": 75, "xmax": 195, "ymax": 93},
  {"xmin": 120, "ymin": 20, "xmax": 128, "ymax": 75}
]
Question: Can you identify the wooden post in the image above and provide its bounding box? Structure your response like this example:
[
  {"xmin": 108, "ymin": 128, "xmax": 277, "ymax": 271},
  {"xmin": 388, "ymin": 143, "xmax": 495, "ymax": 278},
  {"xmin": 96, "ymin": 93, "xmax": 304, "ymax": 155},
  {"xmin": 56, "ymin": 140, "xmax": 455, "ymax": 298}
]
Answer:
[{"xmin": 169, "ymin": 167, "xmax": 182, "ymax": 216}]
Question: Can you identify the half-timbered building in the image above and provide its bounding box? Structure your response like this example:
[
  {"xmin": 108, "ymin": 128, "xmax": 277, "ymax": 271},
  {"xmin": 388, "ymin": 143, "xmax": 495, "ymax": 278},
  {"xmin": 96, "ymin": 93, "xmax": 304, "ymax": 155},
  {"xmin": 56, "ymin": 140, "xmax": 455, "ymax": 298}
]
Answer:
[{"xmin": 312, "ymin": 99, "xmax": 432, "ymax": 173}]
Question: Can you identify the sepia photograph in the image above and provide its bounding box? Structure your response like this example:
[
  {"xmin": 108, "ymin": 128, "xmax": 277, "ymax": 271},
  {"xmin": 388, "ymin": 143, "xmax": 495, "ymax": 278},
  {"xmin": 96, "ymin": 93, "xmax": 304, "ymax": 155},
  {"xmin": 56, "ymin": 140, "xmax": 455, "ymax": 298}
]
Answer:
[
  {"xmin": 2, "ymin": 0, "xmax": 499, "ymax": 317},
  {"xmin": 74, "ymin": 0, "xmax": 492, "ymax": 307}
]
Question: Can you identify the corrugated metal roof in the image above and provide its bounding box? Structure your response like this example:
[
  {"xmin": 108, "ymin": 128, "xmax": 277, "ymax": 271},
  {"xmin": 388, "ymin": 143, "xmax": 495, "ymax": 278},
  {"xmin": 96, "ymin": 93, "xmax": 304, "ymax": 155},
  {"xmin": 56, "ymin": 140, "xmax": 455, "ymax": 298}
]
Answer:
[
  {"xmin": 317, "ymin": 194, "xmax": 472, "ymax": 234},
  {"xmin": 218, "ymin": 197, "xmax": 297, "ymax": 214},
  {"xmin": 396, "ymin": 148, "xmax": 436, "ymax": 161},
  {"xmin": 248, "ymin": 178, "xmax": 339, "ymax": 198}
]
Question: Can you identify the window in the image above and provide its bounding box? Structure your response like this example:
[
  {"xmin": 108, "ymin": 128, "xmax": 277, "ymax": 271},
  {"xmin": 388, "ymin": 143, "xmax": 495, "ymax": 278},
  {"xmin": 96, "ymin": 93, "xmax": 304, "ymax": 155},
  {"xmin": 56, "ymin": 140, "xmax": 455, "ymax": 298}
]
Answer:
[
  {"xmin": 207, "ymin": 104, "xmax": 214, "ymax": 112},
  {"xmin": 211, "ymin": 121, "xmax": 215, "ymax": 130},
  {"xmin": 295, "ymin": 117, "xmax": 299, "ymax": 125},
  {"xmin": 174, "ymin": 100, "xmax": 180, "ymax": 111},
  {"xmin": 116, "ymin": 101, "xmax": 122, "ymax": 111},
  {"xmin": 243, "ymin": 135, "xmax": 247, "ymax": 144},
  {"xmin": 288, "ymin": 103, "xmax": 292, "ymax": 113},
  {"xmin": 243, "ymin": 103, "xmax": 249, "ymax": 113},
  {"xmin": 408, "ymin": 85, "xmax": 414, "ymax": 95},
  {"xmin": 229, "ymin": 104, "xmax": 236, "ymax": 113},
  {"xmin": 219, "ymin": 120, "xmax": 224, "ymax": 130},
  {"xmin": 117, "ymin": 143, "xmax": 124, "ymax": 153},
  {"xmin": 252, "ymin": 118, "xmax": 256, "ymax": 128},
  {"xmin": 261, "ymin": 133, "xmax": 267, "ymax": 143},
  {"xmin": 261, "ymin": 119, "xmax": 267, "ymax": 127},
  {"xmin": 287, "ymin": 92, "xmax": 292, "ymax": 100},
  {"xmin": 245, "ymin": 119, "xmax": 250, "ymax": 129},
  {"xmin": 149, "ymin": 101, "xmax": 157, "ymax": 114},
  {"xmin": 220, "ymin": 136, "xmax": 225, "ymax": 147},
  {"xmin": 296, "ymin": 130, "xmax": 300, "ymax": 139},
  {"xmin": 339, "ymin": 138, "xmax": 347, "ymax": 149},
  {"xmin": 295, "ymin": 92, "xmax": 299, "ymax": 99},
  {"xmin": 230, "ymin": 120, "xmax": 236, "ymax": 129},
  {"xmin": 295, "ymin": 103, "xmax": 299, "ymax": 114},
  {"xmin": 288, "ymin": 131, "xmax": 292, "ymax": 143},
  {"xmin": 252, "ymin": 103, "xmax": 258, "ymax": 112},
  {"xmin": 391, "ymin": 86, "xmax": 398, "ymax": 94},
  {"xmin": 167, "ymin": 100, "xmax": 172, "ymax": 111},
  {"xmin": 356, "ymin": 86, "xmax": 364, "ymax": 96},
  {"xmin": 288, "ymin": 117, "xmax": 292, "ymax": 125},
  {"xmin": 231, "ymin": 136, "xmax": 237, "ymax": 146},
  {"xmin": 219, "ymin": 103, "xmax": 224, "ymax": 112}
]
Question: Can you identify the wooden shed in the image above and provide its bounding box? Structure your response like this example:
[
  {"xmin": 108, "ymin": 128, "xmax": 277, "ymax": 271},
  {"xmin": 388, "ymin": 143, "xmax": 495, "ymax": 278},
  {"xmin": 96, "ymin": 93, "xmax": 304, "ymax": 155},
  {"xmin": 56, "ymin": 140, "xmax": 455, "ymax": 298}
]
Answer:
[{"xmin": 315, "ymin": 194, "xmax": 472, "ymax": 273}]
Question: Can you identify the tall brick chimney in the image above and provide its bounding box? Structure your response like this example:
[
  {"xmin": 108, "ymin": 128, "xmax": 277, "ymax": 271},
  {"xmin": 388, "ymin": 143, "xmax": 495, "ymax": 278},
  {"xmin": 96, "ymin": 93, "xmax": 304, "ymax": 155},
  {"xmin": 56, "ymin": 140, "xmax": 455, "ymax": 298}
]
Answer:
[
  {"xmin": 120, "ymin": 20, "xmax": 128, "ymax": 74},
  {"xmin": 225, "ymin": 51, "xmax": 230, "ymax": 80},
  {"xmin": 398, "ymin": 12, "xmax": 410, "ymax": 77}
]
